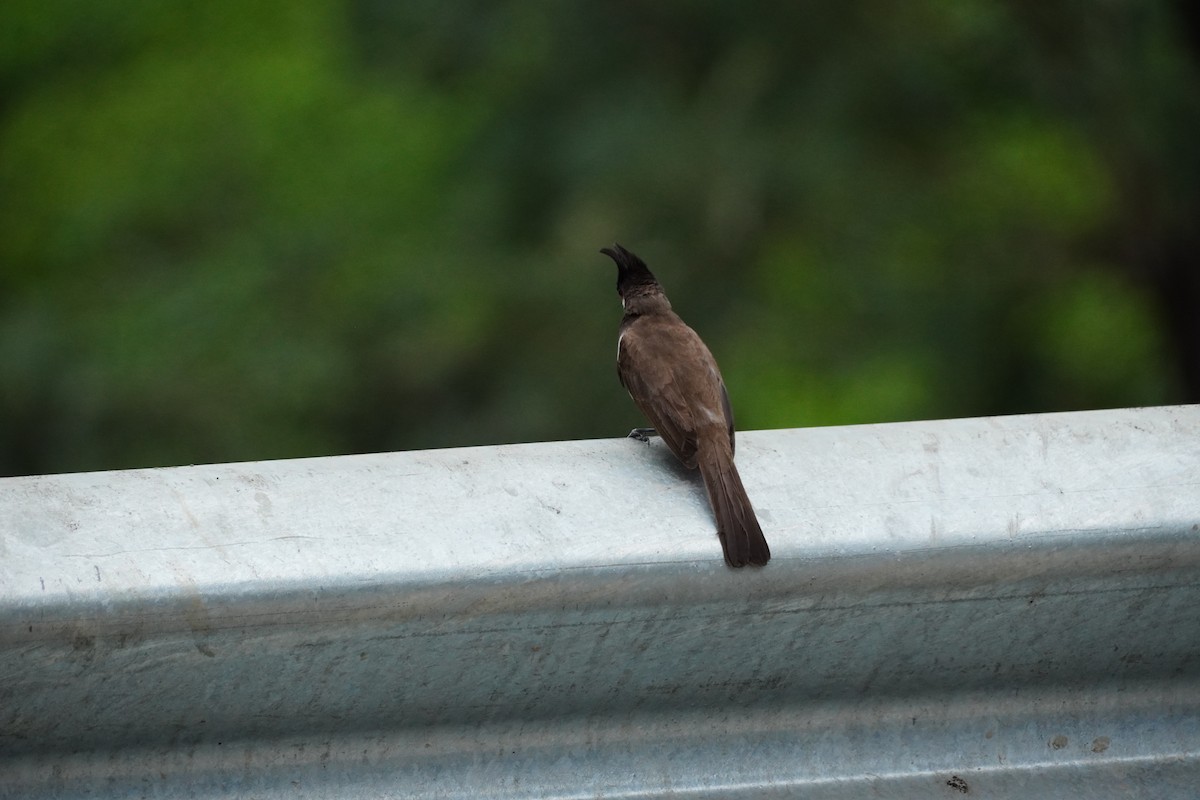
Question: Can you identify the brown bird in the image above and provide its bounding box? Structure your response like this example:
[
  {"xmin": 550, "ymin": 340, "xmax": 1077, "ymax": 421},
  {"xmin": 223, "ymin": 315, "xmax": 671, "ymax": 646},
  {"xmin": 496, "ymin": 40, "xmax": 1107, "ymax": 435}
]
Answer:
[{"xmin": 601, "ymin": 243, "xmax": 770, "ymax": 567}]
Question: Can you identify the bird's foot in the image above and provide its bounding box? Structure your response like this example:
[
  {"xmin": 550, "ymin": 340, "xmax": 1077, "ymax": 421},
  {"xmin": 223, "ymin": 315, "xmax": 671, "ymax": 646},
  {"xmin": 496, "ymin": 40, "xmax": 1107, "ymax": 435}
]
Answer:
[{"xmin": 627, "ymin": 427, "xmax": 658, "ymax": 443}]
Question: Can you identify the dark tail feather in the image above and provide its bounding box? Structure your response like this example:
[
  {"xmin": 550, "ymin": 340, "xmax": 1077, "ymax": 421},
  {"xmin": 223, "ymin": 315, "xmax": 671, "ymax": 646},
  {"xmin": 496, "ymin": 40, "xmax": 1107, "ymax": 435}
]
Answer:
[{"xmin": 697, "ymin": 448, "xmax": 771, "ymax": 567}]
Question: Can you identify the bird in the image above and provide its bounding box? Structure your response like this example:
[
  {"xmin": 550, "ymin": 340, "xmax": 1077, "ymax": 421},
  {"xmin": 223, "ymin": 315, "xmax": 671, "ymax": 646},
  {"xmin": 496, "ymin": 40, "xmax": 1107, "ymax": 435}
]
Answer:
[{"xmin": 601, "ymin": 243, "xmax": 770, "ymax": 567}]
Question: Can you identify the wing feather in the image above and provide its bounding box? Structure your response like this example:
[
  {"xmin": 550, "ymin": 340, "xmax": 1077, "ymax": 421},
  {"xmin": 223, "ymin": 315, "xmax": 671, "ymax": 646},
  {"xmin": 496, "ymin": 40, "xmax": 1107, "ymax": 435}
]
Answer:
[
  {"xmin": 718, "ymin": 381, "xmax": 735, "ymax": 456},
  {"xmin": 617, "ymin": 319, "xmax": 698, "ymax": 466}
]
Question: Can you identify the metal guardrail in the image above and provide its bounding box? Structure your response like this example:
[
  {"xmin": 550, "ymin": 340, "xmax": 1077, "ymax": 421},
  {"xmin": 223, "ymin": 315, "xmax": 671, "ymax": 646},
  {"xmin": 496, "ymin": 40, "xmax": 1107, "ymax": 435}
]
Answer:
[{"xmin": 2, "ymin": 406, "xmax": 1199, "ymax": 798}]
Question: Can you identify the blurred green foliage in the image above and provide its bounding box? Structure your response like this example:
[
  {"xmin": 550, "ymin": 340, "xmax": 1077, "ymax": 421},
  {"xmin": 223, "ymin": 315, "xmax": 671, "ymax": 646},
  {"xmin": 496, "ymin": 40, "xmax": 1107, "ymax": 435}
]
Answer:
[{"xmin": 1, "ymin": 0, "xmax": 1197, "ymax": 476}]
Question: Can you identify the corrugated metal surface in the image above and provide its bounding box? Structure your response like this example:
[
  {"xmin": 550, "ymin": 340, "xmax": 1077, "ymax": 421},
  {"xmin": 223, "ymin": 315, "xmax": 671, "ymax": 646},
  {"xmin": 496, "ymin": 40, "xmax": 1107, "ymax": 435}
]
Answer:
[{"xmin": 2, "ymin": 406, "xmax": 1198, "ymax": 798}]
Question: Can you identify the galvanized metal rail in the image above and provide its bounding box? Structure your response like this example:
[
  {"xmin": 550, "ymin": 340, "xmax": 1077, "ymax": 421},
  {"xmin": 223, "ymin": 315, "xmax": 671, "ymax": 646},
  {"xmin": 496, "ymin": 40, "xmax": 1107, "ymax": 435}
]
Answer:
[{"xmin": 2, "ymin": 406, "xmax": 1199, "ymax": 798}]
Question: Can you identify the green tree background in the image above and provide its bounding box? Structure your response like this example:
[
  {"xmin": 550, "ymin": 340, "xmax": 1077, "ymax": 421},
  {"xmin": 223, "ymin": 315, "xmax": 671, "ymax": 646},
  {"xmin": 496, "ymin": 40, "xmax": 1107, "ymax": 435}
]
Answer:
[{"xmin": 2, "ymin": 1, "xmax": 1197, "ymax": 476}]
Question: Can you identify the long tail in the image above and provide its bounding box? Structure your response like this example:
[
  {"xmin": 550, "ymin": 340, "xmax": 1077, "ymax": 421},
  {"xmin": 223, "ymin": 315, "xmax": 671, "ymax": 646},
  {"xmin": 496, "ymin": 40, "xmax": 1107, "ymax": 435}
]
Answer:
[{"xmin": 697, "ymin": 444, "xmax": 770, "ymax": 567}]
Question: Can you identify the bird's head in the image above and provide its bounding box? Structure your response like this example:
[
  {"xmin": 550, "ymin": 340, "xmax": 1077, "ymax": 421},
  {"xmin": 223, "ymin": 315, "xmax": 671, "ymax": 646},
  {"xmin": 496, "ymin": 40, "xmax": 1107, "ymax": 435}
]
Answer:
[{"xmin": 600, "ymin": 244, "xmax": 663, "ymax": 309}]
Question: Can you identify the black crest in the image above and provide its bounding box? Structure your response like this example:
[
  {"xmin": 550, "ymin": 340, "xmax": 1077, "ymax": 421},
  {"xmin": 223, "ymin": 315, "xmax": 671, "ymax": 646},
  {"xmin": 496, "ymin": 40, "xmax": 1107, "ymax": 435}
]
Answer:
[{"xmin": 600, "ymin": 243, "xmax": 659, "ymax": 296}]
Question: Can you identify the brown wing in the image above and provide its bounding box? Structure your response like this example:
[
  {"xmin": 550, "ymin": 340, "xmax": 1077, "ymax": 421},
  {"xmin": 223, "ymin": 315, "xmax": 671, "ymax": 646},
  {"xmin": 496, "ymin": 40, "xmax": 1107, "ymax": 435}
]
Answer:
[
  {"xmin": 719, "ymin": 380, "xmax": 735, "ymax": 457},
  {"xmin": 617, "ymin": 317, "xmax": 699, "ymax": 467}
]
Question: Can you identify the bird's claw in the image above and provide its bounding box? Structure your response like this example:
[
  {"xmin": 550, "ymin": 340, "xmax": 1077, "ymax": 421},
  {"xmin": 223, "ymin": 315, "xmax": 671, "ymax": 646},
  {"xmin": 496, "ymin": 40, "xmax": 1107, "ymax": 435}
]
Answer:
[{"xmin": 627, "ymin": 427, "xmax": 658, "ymax": 443}]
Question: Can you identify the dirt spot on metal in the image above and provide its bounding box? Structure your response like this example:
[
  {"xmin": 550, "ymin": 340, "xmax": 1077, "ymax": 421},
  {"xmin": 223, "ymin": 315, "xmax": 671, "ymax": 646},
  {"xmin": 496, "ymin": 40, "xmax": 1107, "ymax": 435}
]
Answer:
[{"xmin": 946, "ymin": 775, "xmax": 969, "ymax": 793}]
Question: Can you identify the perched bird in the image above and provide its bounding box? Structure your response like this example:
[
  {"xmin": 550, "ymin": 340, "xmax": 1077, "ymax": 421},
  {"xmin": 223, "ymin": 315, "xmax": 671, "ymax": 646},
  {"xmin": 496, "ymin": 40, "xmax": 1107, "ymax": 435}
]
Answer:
[{"xmin": 601, "ymin": 243, "xmax": 770, "ymax": 567}]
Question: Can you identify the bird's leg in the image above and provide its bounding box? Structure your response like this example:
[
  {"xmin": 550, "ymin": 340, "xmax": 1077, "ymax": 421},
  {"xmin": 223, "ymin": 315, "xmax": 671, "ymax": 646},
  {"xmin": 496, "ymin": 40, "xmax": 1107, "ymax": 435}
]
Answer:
[{"xmin": 628, "ymin": 427, "xmax": 658, "ymax": 443}]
